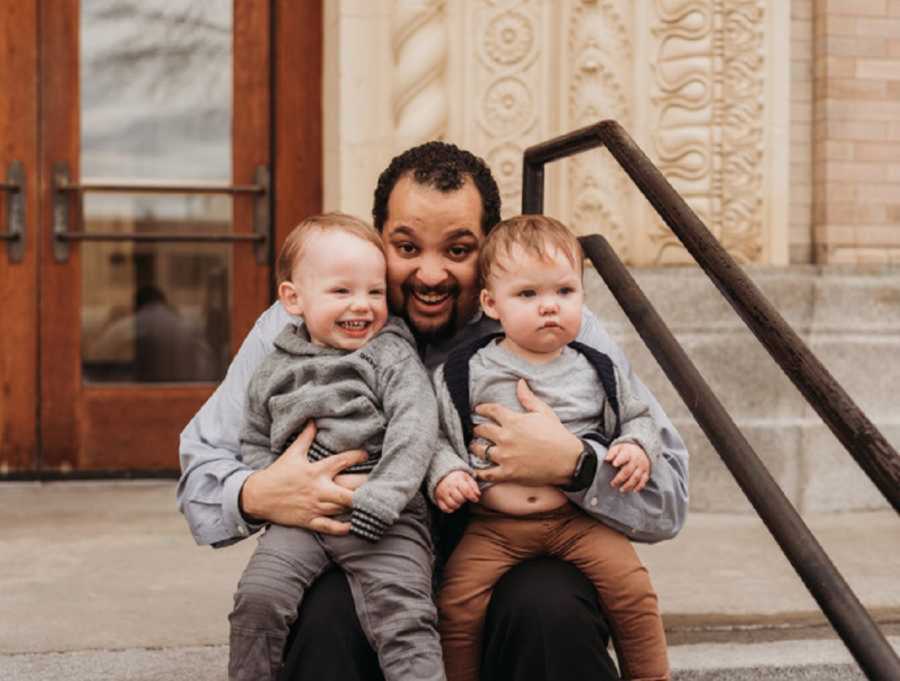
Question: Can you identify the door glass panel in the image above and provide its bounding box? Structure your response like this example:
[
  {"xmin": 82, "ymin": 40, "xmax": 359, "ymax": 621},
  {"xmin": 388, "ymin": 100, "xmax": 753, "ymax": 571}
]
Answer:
[{"xmin": 80, "ymin": 0, "xmax": 233, "ymax": 383}]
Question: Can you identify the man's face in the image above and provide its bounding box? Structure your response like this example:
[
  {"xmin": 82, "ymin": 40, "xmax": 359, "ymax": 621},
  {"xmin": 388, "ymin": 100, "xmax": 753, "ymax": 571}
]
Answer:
[{"xmin": 381, "ymin": 175, "xmax": 484, "ymax": 342}]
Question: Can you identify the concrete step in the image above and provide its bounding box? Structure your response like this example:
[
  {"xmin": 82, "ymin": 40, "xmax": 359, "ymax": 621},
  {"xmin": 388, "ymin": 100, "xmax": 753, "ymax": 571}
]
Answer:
[
  {"xmin": 2, "ymin": 482, "xmax": 898, "ymax": 680},
  {"xmin": 3, "ymin": 636, "xmax": 898, "ymax": 681},
  {"xmin": 582, "ymin": 265, "xmax": 900, "ymax": 513}
]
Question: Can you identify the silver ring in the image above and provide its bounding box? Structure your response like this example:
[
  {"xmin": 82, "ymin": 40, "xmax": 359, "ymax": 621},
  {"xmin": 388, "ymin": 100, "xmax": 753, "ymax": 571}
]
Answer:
[{"xmin": 484, "ymin": 444, "xmax": 495, "ymax": 463}]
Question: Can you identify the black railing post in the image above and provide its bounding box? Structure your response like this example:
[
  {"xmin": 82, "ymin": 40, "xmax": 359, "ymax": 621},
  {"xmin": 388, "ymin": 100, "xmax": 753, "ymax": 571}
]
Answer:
[
  {"xmin": 580, "ymin": 235, "xmax": 900, "ymax": 681},
  {"xmin": 522, "ymin": 120, "xmax": 900, "ymax": 512}
]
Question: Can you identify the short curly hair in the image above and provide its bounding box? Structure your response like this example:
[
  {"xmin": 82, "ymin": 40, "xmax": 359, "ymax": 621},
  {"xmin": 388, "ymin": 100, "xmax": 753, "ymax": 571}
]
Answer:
[{"xmin": 372, "ymin": 141, "xmax": 502, "ymax": 235}]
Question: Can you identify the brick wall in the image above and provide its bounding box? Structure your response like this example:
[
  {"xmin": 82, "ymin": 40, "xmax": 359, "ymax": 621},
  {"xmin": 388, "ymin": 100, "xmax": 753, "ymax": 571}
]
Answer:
[
  {"xmin": 792, "ymin": 0, "xmax": 815, "ymax": 263},
  {"xmin": 812, "ymin": 0, "xmax": 900, "ymax": 264}
]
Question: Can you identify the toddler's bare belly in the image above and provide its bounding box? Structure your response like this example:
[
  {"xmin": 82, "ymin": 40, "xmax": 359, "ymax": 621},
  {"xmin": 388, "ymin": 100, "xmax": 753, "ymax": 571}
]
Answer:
[{"xmin": 479, "ymin": 483, "xmax": 568, "ymax": 515}]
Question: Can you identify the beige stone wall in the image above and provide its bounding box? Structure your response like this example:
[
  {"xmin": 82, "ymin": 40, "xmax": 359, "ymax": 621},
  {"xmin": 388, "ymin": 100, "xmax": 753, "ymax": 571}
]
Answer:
[
  {"xmin": 324, "ymin": 0, "xmax": 791, "ymax": 267},
  {"xmin": 322, "ymin": 1, "xmax": 900, "ymax": 267},
  {"xmin": 812, "ymin": 0, "xmax": 900, "ymax": 264}
]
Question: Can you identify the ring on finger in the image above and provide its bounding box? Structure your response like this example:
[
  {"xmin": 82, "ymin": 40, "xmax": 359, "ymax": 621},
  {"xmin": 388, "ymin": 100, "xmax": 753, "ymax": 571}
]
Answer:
[{"xmin": 484, "ymin": 444, "xmax": 495, "ymax": 463}]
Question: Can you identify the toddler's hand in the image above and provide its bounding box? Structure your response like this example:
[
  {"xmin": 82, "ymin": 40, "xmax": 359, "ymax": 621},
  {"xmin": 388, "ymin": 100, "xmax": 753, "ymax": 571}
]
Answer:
[
  {"xmin": 606, "ymin": 442, "xmax": 651, "ymax": 493},
  {"xmin": 435, "ymin": 470, "xmax": 480, "ymax": 513}
]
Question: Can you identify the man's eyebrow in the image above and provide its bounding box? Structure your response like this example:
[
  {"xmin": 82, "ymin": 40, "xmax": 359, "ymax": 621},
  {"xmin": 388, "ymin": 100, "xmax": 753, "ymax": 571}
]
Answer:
[
  {"xmin": 387, "ymin": 226, "xmax": 479, "ymax": 241},
  {"xmin": 443, "ymin": 228, "xmax": 479, "ymax": 241},
  {"xmin": 387, "ymin": 226, "xmax": 416, "ymax": 239}
]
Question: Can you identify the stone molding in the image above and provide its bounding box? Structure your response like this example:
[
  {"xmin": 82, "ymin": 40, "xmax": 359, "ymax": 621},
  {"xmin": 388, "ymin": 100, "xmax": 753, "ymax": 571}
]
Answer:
[{"xmin": 323, "ymin": 0, "xmax": 790, "ymax": 265}]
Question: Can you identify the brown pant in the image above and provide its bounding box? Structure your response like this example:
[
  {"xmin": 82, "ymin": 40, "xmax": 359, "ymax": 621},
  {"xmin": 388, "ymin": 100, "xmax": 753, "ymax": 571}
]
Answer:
[{"xmin": 438, "ymin": 504, "xmax": 669, "ymax": 681}]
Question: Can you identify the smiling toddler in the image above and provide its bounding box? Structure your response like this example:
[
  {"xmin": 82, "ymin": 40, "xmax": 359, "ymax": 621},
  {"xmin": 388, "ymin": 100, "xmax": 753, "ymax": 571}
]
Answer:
[{"xmin": 227, "ymin": 213, "xmax": 445, "ymax": 681}]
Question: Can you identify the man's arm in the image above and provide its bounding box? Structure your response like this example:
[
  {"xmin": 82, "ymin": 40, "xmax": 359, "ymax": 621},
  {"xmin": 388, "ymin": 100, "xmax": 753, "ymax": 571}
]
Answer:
[
  {"xmin": 177, "ymin": 302, "xmax": 361, "ymax": 547},
  {"xmin": 176, "ymin": 302, "xmax": 285, "ymax": 546},
  {"xmin": 572, "ymin": 307, "xmax": 688, "ymax": 542}
]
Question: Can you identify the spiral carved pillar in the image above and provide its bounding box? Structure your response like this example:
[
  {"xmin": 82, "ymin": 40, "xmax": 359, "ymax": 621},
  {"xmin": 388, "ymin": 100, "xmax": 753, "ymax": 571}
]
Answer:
[{"xmin": 392, "ymin": 0, "xmax": 448, "ymax": 153}]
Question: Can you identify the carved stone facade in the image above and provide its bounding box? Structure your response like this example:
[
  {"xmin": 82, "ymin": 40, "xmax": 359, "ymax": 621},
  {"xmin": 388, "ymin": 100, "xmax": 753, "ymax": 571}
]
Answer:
[
  {"xmin": 641, "ymin": 1, "xmax": 789, "ymax": 265},
  {"xmin": 323, "ymin": 0, "xmax": 790, "ymax": 265}
]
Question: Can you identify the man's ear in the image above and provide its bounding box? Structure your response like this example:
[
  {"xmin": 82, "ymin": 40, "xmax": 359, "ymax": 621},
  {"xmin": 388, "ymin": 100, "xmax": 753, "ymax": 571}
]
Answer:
[
  {"xmin": 480, "ymin": 288, "xmax": 500, "ymax": 320},
  {"xmin": 278, "ymin": 280, "xmax": 303, "ymax": 317}
]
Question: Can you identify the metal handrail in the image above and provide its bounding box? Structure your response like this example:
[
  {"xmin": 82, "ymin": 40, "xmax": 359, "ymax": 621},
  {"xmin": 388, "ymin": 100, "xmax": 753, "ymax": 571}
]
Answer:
[
  {"xmin": 55, "ymin": 179, "xmax": 264, "ymax": 195},
  {"xmin": 522, "ymin": 120, "xmax": 900, "ymax": 681},
  {"xmin": 55, "ymin": 232, "xmax": 263, "ymax": 243},
  {"xmin": 2, "ymin": 161, "xmax": 25, "ymax": 261},
  {"xmin": 580, "ymin": 235, "xmax": 900, "ymax": 681},
  {"xmin": 51, "ymin": 163, "xmax": 271, "ymax": 263},
  {"xmin": 524, "ymin": 121, "xmax": 900, "ymax": 511}
]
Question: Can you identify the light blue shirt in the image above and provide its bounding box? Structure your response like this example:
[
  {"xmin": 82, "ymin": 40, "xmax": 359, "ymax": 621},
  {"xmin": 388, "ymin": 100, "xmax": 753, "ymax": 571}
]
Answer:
[{"xmin": 177, "ymin": 301, "xmax": 689, "ymax": 547}]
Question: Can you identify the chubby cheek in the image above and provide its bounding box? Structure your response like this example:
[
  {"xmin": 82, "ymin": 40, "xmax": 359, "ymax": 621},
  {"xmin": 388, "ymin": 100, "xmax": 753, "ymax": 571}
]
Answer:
[
  {"xmin": 373, "ymin": 299, "xmax": 390, "ymax": 328},
  {"xmin": 561, "ymin": 301, "xmax": 583, "ymax": 337},
  {"xmin": 385, "ymin": 255, "xmax": 413, "ymax": 305}
]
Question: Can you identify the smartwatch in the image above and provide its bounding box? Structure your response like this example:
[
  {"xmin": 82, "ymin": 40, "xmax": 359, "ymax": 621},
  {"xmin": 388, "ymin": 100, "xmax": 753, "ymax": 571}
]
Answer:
[{"xmin": 562, "ymin": 438, "xmax": 598, "ymax": 492}]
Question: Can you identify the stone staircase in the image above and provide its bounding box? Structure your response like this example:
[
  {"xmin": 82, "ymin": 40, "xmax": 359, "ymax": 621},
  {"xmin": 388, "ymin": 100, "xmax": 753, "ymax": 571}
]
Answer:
[{"xmin": 583, "ymin": 264, "xmax": 900, "ymax": 514}]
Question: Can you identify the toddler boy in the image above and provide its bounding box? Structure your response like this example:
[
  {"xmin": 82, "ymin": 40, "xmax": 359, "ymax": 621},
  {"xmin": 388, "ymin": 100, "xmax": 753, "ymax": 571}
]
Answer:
[
  {"xmin": 228, "ymin": 213, "xmax": 444, "ymax": 681},
  {"xmin": 427, "ymin": 215, "xmax": 670, "ymax": 681}
]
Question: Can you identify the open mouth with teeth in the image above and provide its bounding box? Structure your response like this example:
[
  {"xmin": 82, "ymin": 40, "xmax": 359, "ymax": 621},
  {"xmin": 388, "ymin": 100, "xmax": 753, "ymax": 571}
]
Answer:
[
  {"xmin": 413, "ymin": 291, "xmax": 450, "ymax": 306},
  {"xmin": 408, "ymin": 290, "xmax": 455, "ymax": 317},
  {"xmin": 337, "ymin": 319, "xmax": 373, "ymax": 336}
]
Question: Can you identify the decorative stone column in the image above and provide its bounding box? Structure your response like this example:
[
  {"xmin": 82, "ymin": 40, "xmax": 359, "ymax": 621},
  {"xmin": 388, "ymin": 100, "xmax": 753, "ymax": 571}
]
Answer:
[{"xmin": 392, "ymin": 0, "xmax": 449, "ymax": 153}]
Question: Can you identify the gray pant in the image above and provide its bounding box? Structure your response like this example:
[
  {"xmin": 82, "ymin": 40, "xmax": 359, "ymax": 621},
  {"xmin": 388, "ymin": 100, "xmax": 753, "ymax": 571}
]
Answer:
[{"xmin": 228, "ymin": 493, "xmax": 443, "ymax": 681}]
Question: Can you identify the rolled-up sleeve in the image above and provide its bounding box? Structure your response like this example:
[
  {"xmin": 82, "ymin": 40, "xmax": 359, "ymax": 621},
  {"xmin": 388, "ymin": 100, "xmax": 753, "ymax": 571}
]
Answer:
[
  {"xmin": 176, "ymin": 302, "xmax": 291, "ymax": 547},
  {"xmin": 565, "ymin": 307, "xmax": 689, "ymax": 543}
]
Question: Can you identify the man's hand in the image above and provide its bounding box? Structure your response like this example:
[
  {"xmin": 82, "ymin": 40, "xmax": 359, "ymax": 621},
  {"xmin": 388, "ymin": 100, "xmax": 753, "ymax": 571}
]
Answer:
[
  {"xmin": 606, "ymin": 442, "xmax": 651, "ymax": 493},
  {"xmin": 470, "ymin": 379, "xmax": 582, "ymax": 486},
  {"xmin": 434, "ymin": 470, "xmax": 480, "ymax": 513},
  {"xmin": 240, "ymin": 421, "xmax": 368, "ymax": 535}
]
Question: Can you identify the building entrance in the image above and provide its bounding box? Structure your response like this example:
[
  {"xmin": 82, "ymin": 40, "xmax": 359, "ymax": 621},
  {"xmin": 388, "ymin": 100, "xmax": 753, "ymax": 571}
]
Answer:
[{"xmin": 0, "ymin": 1, "xmax": 321, "ymax": 474}]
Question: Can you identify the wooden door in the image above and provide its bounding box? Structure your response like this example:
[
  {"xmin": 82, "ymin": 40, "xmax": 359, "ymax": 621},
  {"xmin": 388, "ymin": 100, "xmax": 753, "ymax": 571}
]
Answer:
[
  {"xmin": 0, "ymin": 0, "xmax": 322, "ymax": 475},
  {"xmin": 0, "ymin": 3, "xmax": 40, "ymax": 473}
]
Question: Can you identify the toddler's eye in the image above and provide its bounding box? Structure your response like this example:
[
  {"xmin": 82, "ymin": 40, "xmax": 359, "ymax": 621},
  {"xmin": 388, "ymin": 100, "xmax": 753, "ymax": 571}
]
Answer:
[
  {"xmin": 518, "ymin": 290, "xmax": 536, "ymax": 298},
  {"xmin": 559, "ymin": 287, "xmax": 575, "ymax": 295}
]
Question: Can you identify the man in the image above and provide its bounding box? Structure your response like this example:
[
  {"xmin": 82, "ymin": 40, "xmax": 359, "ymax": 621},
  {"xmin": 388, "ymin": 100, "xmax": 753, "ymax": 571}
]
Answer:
[{"xmin": 178, "ymin": 141, "xmax": 689, "ymax": 680}]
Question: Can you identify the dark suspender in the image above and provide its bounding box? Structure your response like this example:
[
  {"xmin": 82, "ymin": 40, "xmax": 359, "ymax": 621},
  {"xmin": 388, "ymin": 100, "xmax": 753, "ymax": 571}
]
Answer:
[
  {"xmin": 435, "ymin": 334, "xmax": 623, "ymax": 566},
  {"xmin": 442, "ymin": 332, "xmax": 504, "ymax": 443},
  {"xmin": 444, "ymin": 336, "xmax": 622, "ymax": 447}
]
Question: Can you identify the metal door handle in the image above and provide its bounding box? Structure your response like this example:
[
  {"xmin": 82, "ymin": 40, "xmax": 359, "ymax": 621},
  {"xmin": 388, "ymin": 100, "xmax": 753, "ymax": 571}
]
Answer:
[
  {"xmin": 52, "ymin": 162, "xmax": 270, "ymax": 263},
  {"xmin": 1, "ymin": 161, "xmax": 25, "ymax": 263}
]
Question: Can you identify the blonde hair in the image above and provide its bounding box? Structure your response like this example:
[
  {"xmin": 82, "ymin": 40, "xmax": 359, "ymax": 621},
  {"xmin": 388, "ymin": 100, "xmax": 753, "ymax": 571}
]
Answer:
[
  {"xmin": 277, "ymin": 212, "xmax": 384, "ymax": 283},
  {"xmin": 478, "ymin": 214, "xmax": 583, "ymax": 288}
]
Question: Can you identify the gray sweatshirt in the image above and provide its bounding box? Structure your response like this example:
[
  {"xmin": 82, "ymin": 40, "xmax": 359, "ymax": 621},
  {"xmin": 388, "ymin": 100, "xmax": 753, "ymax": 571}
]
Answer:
[
  {"xmin": 425, "ymin": 338, "xmax": 662, "ymax": 499},
  {"xmin": 241, "ymin": 316, "xmax": 438, "ymax": 541}
]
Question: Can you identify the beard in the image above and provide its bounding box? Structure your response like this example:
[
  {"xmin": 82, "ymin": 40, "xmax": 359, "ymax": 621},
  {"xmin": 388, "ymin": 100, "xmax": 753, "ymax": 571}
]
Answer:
[{"xmin": 392, "ymin": 276, "xmax": 466, "ymax": 345}]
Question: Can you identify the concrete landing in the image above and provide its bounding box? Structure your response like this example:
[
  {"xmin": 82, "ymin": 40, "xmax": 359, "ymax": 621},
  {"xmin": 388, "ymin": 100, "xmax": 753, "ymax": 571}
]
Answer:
[{"xmin": 1, "ymin": 480, "xmax": 898, "ymax": 679}]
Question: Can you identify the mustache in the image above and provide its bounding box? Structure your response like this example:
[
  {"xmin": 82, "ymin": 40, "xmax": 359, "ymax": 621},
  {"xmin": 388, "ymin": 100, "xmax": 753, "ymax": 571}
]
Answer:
[{"xmin": 403, "ymin": 278, "xmax": 460, "ymax": 297}]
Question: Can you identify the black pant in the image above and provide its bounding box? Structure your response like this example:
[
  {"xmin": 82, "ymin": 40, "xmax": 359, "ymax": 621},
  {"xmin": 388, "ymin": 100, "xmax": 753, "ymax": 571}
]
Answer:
[{"xmin": 280, "ymin": 556, "xmax": 620, "ymax": 681}]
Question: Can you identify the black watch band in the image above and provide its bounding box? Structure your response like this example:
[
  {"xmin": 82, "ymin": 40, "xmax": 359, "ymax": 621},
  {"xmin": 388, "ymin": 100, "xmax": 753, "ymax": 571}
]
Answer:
[{"xmin": 561, "ymin": 438, "xmax": 598, "ymax": 492}]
